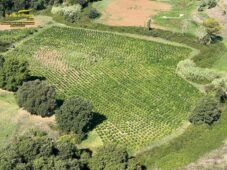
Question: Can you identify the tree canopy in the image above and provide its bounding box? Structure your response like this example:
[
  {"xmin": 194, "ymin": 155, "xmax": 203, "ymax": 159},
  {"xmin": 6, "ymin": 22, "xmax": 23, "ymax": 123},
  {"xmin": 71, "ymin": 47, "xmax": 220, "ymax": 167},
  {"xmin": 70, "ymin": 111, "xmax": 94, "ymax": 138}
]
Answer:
[
  {"xmin": 0, "ymin": 57, "xmax": 30, "ymax": 91},
  {"xmin": 56, "ymin": 96, "xmax": 93, "ymax": 141},
  {"xmin": 89, "ymin": 144, "xmax": 143, "ymax": 170},
  {"xmin": 189, "ymin": 96, "xmax": 221, "ymax": 125},
  {"xmin": 16, "ymin": 79, "xmax": 57, "ymax": 117},
  {"xmin": 0, "ymin": 130, "xmax": 90, "ymax": 170}
]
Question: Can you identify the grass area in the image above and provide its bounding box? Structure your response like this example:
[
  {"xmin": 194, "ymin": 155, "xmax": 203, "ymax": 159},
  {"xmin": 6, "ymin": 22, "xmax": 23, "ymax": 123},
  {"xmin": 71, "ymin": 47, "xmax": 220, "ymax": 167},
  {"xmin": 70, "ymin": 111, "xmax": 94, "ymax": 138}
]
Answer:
[
  {"xmin": 0, "ymin": 29, "xmax": 36, "ymax": 53},
  {"xmin": 213, "ymin": 40, "xmax": 227, "ymax": 71},
  {"xmin": 6, "ymin": 26, "xmax": 201, "ymax": 153},
  {"xmin": 138, "ymin": 105, "xmax": 227, "ymax": 170},
  {"xmin": 153, "ymin": 0, "xmax": 198, "ymax": 33},
  {"xmin": 0, "ymin": 90, "xmax": 19, "ymax": 150}
]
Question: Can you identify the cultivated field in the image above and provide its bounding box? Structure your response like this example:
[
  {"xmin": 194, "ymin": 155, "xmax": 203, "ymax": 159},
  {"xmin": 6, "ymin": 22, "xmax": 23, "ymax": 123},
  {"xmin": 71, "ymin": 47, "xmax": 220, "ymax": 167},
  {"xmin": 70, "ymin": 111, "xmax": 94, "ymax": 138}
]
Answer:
[{"xmin": 7, "ymin": 26, "xmax": 201, "ymax": 152}]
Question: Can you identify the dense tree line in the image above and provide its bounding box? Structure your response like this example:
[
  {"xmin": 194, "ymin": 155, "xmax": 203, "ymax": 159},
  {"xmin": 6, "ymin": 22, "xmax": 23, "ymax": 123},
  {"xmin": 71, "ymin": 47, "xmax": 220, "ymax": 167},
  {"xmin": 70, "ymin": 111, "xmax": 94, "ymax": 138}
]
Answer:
[
  {"xmin": 0, "ymin": 0, "xmax": 100, "ymax": 17},
  {"xmin": 0, "ymin": 130, "xmax": 143, "ymax": 170}
]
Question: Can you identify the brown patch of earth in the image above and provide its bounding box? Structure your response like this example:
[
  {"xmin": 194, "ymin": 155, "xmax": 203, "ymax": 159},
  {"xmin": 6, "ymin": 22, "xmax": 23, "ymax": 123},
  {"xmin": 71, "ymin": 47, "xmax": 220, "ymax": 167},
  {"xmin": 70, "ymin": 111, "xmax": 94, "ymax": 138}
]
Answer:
[
  {"xmin": 0, "ymin": 16, "xmax": 53, "ymax": 31},
  {"xmin": 183, "ymin": 140, "xmax": 227, "ymax": 170},
  {"xmin": 206, "ymin": 1, "xmax": 227, "ymax": 38},
  {"xmin": 96, "ymin": 0, "xmax": 171, "ymax": 27},
  {"xmin": 12, "ymin": 109, "xmax": 59, "ymax": 139}
]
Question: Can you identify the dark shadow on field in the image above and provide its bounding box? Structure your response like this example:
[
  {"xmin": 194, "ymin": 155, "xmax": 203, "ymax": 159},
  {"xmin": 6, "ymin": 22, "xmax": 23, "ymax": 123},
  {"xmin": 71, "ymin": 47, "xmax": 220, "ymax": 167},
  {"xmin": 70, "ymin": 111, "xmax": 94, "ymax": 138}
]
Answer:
[
  {"xmin": 212, "ymin": 35, "xmax": 223, "ymax": 43},
  {"xmin": 56, "ymin": 99, "xmax": 64, "ymax": 108},
  {"xmin": 87, "ymin": 112, "xmax": 107, "ymax": 132},
  {"xmin": 26, "ymin": 75, "xmax": 46, "ymax": 81}
]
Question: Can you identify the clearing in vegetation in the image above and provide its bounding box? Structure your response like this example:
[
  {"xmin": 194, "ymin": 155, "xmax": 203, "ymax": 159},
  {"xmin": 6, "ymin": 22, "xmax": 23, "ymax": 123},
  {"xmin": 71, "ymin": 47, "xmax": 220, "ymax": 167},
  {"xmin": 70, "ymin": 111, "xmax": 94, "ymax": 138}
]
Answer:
[
  {"xmin": 7, "ymin": 26, "xmax": 201, "ymax": 153},
  {"xmin": 93, "ymin": 0, "xmax": 171, "ymax": 27},
  {"xmin": 0, "ymin": 90, "xmax": 57, "ymax": 151}
]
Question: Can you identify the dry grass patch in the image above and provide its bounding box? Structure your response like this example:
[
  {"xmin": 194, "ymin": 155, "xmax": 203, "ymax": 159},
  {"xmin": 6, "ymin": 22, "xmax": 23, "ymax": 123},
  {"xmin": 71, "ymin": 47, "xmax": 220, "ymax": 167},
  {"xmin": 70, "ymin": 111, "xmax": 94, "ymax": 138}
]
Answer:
[{"xmin": 94, "ymin": 0, "xmax": 171, "ymax": 27}]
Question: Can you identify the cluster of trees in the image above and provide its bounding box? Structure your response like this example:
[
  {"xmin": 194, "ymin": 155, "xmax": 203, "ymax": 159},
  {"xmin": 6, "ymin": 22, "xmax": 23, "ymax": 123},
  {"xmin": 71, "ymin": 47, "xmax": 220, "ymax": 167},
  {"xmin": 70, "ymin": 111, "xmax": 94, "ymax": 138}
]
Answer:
[
  {"xmin": 201, "ymin": 18, "xmax": 222, "ymax": 45},
  {"xmin": 0, "ymin": 0, "xmax": 100, "ymax": 17},
  {"xmin": 0, "ymin": 55, "xmax": 29, "ymax": 91},
  {"xmin": 198, "ymin": 0, "xmax": 217, "ymax": 11},
  {"xmin": 0, "ymin": 130, "xmax": 143, "ymax": 170},
  {"xmin": 0, "ymin": 54, "xmax": 144, "ymax": 169},
  {"xmin": 189, "ymin": 96, "xmax": 222, "ymax": 125}
]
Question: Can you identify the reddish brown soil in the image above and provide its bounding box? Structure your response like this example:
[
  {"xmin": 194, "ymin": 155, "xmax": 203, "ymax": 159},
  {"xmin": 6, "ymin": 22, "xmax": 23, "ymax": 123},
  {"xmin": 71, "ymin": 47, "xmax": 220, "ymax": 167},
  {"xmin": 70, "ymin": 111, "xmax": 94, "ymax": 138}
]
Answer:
[{"xmin": 97, "ymin": 0, "xmax": 171, "ymax": 27}]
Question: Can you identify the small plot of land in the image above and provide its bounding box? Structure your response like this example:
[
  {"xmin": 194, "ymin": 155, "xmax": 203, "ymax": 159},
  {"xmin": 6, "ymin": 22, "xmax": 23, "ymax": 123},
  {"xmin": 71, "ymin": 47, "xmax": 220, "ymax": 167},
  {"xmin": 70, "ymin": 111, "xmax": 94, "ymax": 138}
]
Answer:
[
  {"xmin": 7, "ymin": 26, "xmax": 201, "ymax": 152},
  {"xmin": 0, "ymin": 16, "xmax": 53, "ymax": 31},
  {"xmin": 93, "ymin": 0, "xmax": 171, "ymax": 27},
  {"xmin": 0, "ymin": 90, "xmax": 58, "ymax": 150}
]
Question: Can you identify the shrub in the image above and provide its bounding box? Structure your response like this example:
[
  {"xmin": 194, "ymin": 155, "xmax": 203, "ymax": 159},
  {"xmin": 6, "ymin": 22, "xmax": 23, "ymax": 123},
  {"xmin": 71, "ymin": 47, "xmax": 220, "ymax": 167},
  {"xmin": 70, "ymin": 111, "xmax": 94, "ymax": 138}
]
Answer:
[
  {"xmin": 0, "ymin": 57, "xmax": 30, "ymax": 91},
  {"xmin": 51, "ymin": 4, "xmax": 81, "ymax": 22},
  {"xmin": 0, "ymin": 130, "xmax": 89, "ymax": 169},
  {"xmin": 89, "ymin": 144, "xmax": 143, "ymax": 170},
  {"xmin": 88, "ymin": 8, "xmax": 100, "ymax": 19},
  {"xmin": 189, "ymin": 96, "xmax": 221, "ymax": 125},
  {"xmin": 16, "ymin": 80, "xmax": 57, "ymax": 117},
  {"xmin": 207, "ymin": 0, "xmax": 217, "ymax": 9},
  {"xmin": 56, "ymin": 96, "xmax": 93, "ymax": 141},
  {"xmin": 177, "ymin": 59, "xmax": 223, "ymax": 84}
]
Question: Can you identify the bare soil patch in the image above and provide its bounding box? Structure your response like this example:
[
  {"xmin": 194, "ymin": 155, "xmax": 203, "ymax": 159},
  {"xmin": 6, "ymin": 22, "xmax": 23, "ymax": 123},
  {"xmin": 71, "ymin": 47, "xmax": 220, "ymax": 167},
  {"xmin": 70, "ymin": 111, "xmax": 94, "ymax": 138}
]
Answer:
[
  {"xmin": 96, "ymin": 0, "xmax": 171, "ymax": 27},
  {"xmin": 12, "ymin": 109, "xmax": 59, "ymax": 139},
  {"xmin": 0, "ymin": 16, "xmax": 53, "ymax": 31}
]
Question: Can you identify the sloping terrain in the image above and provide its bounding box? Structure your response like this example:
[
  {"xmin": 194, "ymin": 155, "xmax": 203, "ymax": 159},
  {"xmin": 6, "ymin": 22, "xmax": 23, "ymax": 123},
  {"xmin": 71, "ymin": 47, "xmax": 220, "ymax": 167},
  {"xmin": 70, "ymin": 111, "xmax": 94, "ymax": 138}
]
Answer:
[{"xmin": 6, "ymin": 26, "xmax": 201, "ymax": 152}]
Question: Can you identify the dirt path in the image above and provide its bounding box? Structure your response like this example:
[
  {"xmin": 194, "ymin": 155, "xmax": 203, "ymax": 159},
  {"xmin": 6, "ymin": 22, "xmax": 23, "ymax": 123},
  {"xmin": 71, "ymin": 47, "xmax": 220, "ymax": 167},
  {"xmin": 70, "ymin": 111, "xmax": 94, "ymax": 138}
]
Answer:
[
  {"xmin": 94, "ymin": 0, "xmax": 171, "ymax": 27},
  {"xmin": 183, "ymin": 140, "xmax": 227, "ymax": 170}
]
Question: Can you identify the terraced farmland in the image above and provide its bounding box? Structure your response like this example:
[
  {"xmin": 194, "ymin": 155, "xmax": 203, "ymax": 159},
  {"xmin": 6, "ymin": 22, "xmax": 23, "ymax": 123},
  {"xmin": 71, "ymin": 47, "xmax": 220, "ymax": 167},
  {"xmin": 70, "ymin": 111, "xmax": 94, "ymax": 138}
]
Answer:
[{"xmin": 7, "ymin": 26, "xmax": 201, "ymax": 152}]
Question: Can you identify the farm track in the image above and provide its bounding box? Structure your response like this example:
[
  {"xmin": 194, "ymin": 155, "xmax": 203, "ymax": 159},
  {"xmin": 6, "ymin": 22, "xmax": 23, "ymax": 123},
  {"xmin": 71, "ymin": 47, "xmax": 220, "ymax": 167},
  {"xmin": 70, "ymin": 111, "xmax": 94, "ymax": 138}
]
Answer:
[{"xmin": 2, "ymin": 21, "xmax": 201, "ymax": 154}]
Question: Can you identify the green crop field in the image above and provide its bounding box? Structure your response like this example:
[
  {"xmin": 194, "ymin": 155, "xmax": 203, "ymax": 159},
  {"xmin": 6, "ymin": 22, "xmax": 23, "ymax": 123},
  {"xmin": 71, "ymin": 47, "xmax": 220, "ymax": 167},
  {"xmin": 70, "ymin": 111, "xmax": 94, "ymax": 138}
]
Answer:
[
  {"xmin": 7, "ymin": 26, "xmax": 201, "ymax": 152},
  {"xmin": 0, "ymin": 29, "xmax": 35, "ymax": 53}
]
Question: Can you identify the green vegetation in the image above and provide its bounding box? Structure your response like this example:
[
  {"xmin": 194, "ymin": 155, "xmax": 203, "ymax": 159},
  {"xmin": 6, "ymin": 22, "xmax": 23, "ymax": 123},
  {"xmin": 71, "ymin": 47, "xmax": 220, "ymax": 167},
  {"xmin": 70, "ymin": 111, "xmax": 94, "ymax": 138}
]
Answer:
[
  {"xmin": 138, "ymin": 104, "xmax": 227, "ymax": 169},
  {"xmin": 189, "ymin": 96, "xmax": 221, "ymax": 125},
  {"xmin": 153, "ymin": 0, "xmax": 198, "ymax": 33},
  {"xmin": 7, "ymin": 26, "xmax": 201, "ymax": 152},
  {"xmin": 201, "ymin": 18, "xmax": 222, "ymax": 45},
  {"xmin": 0, "ymin": 130, "xmax": 91, "ymax": 170},
  {"xmin": 0, "ymin": 90, "xmax": 19, "ymax": 151},
  {"xmin": 0, "ymin": 29, "xmax": 35, "ymax": 53},
  {"xmin": 89, "ymin": 144, "xmax": 142, "ymax": 170},
  {"xmin": 56, "ymin": 96, "xmax": 93, "ymax": 141},
  {"xmin": 16, "ymin": 80, "xmax": 57, "ymax": 117},
  {"xmin": 0, "ymin": 56, "xmax": 30, "ymax": 91}
]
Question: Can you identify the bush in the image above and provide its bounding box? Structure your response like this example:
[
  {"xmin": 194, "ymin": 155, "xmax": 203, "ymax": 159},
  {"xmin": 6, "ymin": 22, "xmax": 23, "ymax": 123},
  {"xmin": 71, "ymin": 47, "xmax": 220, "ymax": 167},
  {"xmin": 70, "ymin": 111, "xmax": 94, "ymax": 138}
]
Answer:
[
  {"xmin": 89, "ymin": 144, "xmax": 143, "ymax": 170},
  {"xmin": 88, "ymin": 8, "xmax": 100, "ymax": 19},
  {"xmin": 16, "ymin": 80, "xmax": 57, "ymax": 117},
  {"xmin": 0, "ymin": 57, "xmax": 30, "ymax": 91},
  {"xmin": 177, "ymin": 59, "xmax": 223, "ymax": 84},
  {"xmin": 51, "ymin": 4, "xmax": 81, "ymax": 22},
  {"xmin": 189, "ymin": 96, "xmax": 221, "ymax": 125},
  {"xmin": 0, "ymin": 130, "xmax": 89, "ymax": 169},
  {"xmin": 56, "ymin": 96, "xmax": 93, "ymax": 141}
]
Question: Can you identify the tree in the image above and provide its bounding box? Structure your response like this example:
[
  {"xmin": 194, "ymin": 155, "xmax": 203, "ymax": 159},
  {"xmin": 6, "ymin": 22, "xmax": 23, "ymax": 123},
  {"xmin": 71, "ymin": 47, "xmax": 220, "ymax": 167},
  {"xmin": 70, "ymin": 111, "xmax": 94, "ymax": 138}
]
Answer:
[
  {"xmin": 56, "ymin": 96, "xmax": 93, "ymax": 141},
  {"xmin": 89, "ymin": 144, "xmax": 143, "ymax": 170},
  {"xmin": 0, "ymin": 130, "xmax": 88, "ymax": 169},
  {"xmin": 16, "ymin": 80, "xmax": 57, "ymax": 117},
  {"xmin": 189, "ymin": 96, "xmax": 221, "ymax": 125},
  {"xmin": 0, "ymin": 57, "xmax": 30, "ymax": 91},
  {"xmin": 201, "ymin": 18, "xmax": 222, "ymax": 44}
]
